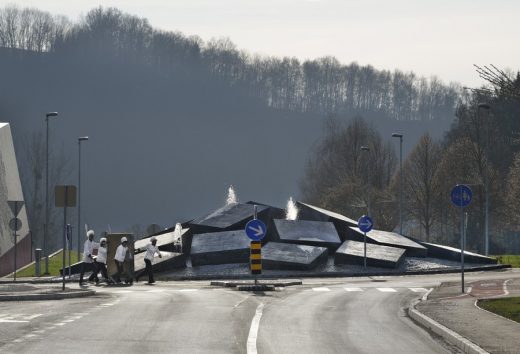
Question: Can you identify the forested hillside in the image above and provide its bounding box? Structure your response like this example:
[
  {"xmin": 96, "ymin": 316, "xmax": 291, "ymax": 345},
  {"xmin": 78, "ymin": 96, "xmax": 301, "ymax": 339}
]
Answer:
[{"xmin": 0, "ymin": 6, "xmax": 461, "ymax": 253}]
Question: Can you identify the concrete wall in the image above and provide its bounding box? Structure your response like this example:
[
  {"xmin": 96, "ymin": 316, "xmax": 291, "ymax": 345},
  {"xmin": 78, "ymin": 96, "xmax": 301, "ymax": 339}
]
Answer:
[{"xmin": 0, "ymin": 123, "xmax": 31, "ymax": 276}]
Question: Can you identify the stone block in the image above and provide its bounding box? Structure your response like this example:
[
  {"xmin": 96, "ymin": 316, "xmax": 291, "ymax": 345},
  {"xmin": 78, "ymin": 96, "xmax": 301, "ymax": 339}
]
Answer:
[
  {"xmin": 262, "ymin": 242, "xmax": 328, "ymax": 270},
  {"xmin": 190, "ymin": 230, "xmax": 251, "ymax": 266},
  {"xmin": 334, "ymin": 240, "xmax": 406, "ymax": 268},
  {"xmin": 272, "ymin": 219, "xmax": 342, "ymax": 251},
  {"xmin": 348, "ymin": 227, "xmax": 427, "ymax": 257},
  {"xmin": 186, "ymin": 203, "xmax": 270, "ymax": 234},
  {"xmin": 296, "ymin": 202, "xmax": 357, "ymax": 241},
  {"xmin": 420, "ymin": 241, "xmax": 497, "ymax": 264}
]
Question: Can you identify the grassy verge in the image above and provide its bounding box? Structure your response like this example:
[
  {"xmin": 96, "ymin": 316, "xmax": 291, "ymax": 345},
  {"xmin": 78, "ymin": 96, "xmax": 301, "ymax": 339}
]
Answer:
[
  {"xmin": 493, "ymin": 255, "xmax": 520, "ymax": 268},
  {"xmin": 16, "ymin": 250, "xmax": 80, "ymax": 277},
  {"xmin": 479, "ymin": 297, "xmax": 520, "ymax": 323}
]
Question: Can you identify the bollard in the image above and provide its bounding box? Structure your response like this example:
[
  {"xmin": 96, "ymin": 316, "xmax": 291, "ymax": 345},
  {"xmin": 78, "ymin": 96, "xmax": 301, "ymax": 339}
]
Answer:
[{"xmin": 35, "ymin": 248, "xmax": 42, "ymax": 277}]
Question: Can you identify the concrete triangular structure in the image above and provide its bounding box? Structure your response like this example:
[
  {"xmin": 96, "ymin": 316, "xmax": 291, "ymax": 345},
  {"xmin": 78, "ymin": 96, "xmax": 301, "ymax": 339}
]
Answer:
[{"xmin": 0, "ymin": 123, "xmax": 31, "ymax": 276}]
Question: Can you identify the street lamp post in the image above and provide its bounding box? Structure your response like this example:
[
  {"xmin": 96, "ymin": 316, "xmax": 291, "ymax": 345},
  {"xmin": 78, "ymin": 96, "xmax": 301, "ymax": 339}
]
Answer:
[
  {"xmin": 392, "ymin": 133, "xmax": 404, "ymax": 235},
  {"xmin": 478, "ymin": 103, "xmax": 491, "ymax": 255},
  {"xmin": 77, "ymin": 136, "xmax": 89, "ymax": 260},
  {"xmin": 361, "ymin": 146, "xmax": 371, "ymax": 216},
  {"xmin": 44, "ymin": 112, "xmax": 59, "ymax": 275}
]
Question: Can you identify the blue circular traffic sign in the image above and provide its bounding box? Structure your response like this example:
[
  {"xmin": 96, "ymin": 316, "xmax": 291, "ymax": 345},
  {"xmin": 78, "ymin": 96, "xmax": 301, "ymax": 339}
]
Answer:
[
  {"xmin": 358, "ymin": 215, "xmax": 373, "ymax": 233},
  {"xmin": 451, "ymin": 184, "xmax": 472, "ymax": 208},
  {"xmin": 245, "ymin": 219, "xmax": 267, "ymax": 241}
]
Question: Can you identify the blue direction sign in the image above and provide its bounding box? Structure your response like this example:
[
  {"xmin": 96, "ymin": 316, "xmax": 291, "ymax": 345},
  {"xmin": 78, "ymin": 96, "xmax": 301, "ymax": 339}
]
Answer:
[
  {"xmin": 358, "ymin": 215, "xmax": 373, "ymax": 233},
  {"xmin": 245, "ymin": 219, "xmax": 267, "ymax": 241},
  {"xmin": 451, "ymin": 184, "xmax": 472, "ymax": 208}
]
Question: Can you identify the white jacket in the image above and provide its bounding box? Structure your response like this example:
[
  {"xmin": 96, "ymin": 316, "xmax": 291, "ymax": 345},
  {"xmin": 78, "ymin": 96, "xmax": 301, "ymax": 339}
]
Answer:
[
  {"xmin": 96, "ymin": 246, "xmax": 107, "ymax": 264},
  {"xmin": 144, "ymin": 244, "xmax": 161, "ymax": 262},
  {"xmin": 83, "ymin": 240, "xmax": 99, "ymax": 263},
  {"xmin": 114, "ymin": 244, "xmax": 127, "ymax": 262}
]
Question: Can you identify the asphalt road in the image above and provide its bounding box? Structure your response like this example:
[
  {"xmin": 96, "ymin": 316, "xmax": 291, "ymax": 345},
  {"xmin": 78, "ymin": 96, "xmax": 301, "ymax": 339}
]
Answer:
[{"xmin": 1, "ymin": 270, "xmax": 516, "ymax": 353}]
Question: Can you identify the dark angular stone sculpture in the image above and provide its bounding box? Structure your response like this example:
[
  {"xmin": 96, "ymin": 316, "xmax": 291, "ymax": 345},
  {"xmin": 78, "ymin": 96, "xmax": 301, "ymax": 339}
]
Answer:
[
  {"xmin": 262, "ymin": 242, "xmax": 328, "ymax": 270},
  {"xmin": 190, "ymin": 230, "xmax": 251, "ymax": 266},
  {"xmin": 186, "ymin": 203, "xmax": 270, "ymax": 235},
  {"xmin": 272, "ymin": 219, "xmax": 342, "ymax": 251},
  {"xmin": 419, "ymin": 241, "xmax": 497, "ymax": 264},
  {"xmin": 348, "ymin": 227, "xmax": 427, "ymax": 257},
  {"xmin": 297, "ymin": 202, "xmax": 357, "ymax": 241},
  {"xmin": 334, "ymin": 240, "xmax": 406, "ymax": 268}
]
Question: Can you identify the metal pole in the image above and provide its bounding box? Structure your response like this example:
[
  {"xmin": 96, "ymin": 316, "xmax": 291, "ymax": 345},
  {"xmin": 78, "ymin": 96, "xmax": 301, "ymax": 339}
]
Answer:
[
  {"xmin": 399, "ymin": 137, "xmax": 403, "ymax": 235},
  {"xmin": 460, "ymin": 185, "xmax": 465, "ymax": 294},
  {"xmin": 253, "ymin": 205, "xmax": 258, "ymax": 286},
  {"xmin": 13, "ymin": 202, "xmax": 18, "ymax": 281},
  {"xmin": 77, "ymin": 140, "xmax": 81, "ymax": 261},
  {"xmin": 45, "ymin": 117, "xmax": 49, "ymax": 275},
  {"xmin": 484, "ymin": 120, "xmax": 490, "ymax": 256},
  {"xmin": 68, "ymin": 225, "xmax": 71, "ymax": 280},
  {"xmin": 62, "ymin": 187, "xmax": 68, "ymax": 291},
  {"xmin": 363, "ymin": 231, "xmax": 367, "ymax": 268},
  {"xmin": 254, "ymin": 204, "xmax": 257, "ymax": 220}
]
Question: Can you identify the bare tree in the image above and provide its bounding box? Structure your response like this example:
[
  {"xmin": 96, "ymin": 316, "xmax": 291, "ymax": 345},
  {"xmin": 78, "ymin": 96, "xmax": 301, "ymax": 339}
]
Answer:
[{"xmin": 399, "ymin": 134, "xmax": 442, "ymax": 241}]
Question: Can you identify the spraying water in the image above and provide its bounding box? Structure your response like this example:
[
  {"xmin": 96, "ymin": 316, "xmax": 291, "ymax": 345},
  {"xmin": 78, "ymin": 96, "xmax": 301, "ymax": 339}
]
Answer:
[
  {"xmin": 173, "ymin": 222, "xmax": 183, "ymax": 250},
  {"xmin": 226, "ymin": 185, "xmax": 238, "ymax": 205},
  {"xmin": 286, "ymin": 197, "xmax": 299, "ymax": 220}
]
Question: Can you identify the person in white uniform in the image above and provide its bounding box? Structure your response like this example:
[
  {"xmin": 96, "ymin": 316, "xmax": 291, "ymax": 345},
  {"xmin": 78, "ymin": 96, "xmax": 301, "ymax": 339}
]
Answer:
[
  {"xmin": 95, "ymin": 237, "xmax": 109, "ymax": 284},
  {"xmin": 140, "ymin": 236, "xmax": 162, "ymax": 284},
  {"xmin": 114, "ymin": 237, "xmax": 132, "ymax": 284},
  {"xmin": 79, "ymin": 230, "xmax": 98, "ymax": 285}
]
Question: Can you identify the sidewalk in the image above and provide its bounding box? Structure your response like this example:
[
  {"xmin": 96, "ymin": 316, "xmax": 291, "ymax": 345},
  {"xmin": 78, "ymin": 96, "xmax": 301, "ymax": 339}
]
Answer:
[
  {"xmin": 414, "ymin": 277, "xmax": 520, "ymax": 354},
  {"xmin": 0, "ymin": 281, "xmax": 95, "ymax": 301}
]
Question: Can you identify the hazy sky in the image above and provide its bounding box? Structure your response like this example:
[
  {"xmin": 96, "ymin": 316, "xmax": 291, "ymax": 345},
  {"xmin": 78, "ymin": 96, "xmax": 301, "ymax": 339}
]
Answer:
[{"xmin": 3, "ymin": 0, "xmax": 519, "ymax": 87}]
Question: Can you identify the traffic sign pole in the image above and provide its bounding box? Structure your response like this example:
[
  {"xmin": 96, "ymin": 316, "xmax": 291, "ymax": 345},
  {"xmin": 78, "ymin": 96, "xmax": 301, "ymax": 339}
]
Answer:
[
  {"xmin": 8, "ymin": 201, "xmax": 23, "ymax": 281},
  {"xmin": 364, "ymin": 232, "xmax": 367, "ymax": 268},
  {"xmin": 357, "ymin": 215, "xmax": 374, "ymax": 269},
  {"xmin": 451, "ymin": 184, "xmax": 472, "ymax": 294}
]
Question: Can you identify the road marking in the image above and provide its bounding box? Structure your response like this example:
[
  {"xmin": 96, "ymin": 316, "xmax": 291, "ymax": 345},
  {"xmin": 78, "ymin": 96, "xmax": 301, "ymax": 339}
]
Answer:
[
  {"xmin": 24, "ymin": 334, "xmax": 38, "ymax": 338},
  {"xmin": 54, "ymin": 323, "xmax": 66, "ymax": 326},
  {"xmin": 147, "ymin": 289, "xmax": 166, "ymax": 293},
  {"xmin": 62, "ymin": 319, "xmax": 75, "ymax": 323},
  {"xmin": 246, "ymin": 303, "xmax": 264, "ymax": 354},
  {"xmin": 114, "ymin": 290, "xmax": 133, "ymax": 293},
  {"xmin": 312, "ymin": 287, "xmax": 330, "ymax": 292},
  {"xmin": 33, "ymin": 330, "xmax": 46, "ymax": 334},
  {"xmin": 179, "ymin": 289, "xmax": 198, "ymax": 292},
  {"xmin": 377, "ymin": 288, "xmax": 397, "ymax": 292},
  {"xmin": 344, "ymin": 287, "xmax": 363, "ymax": 292},
  {"xmin": 0, "ymin": 319, "xmax": 29, "ymax": 323},
  {"xmin": 409, "ymin": 288, "xmax": 428, "ymax": 292}
]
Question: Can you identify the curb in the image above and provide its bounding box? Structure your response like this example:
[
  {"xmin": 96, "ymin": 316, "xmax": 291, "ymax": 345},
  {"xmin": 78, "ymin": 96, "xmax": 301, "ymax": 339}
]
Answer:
[
  {"xmin": 0, "ymin": 289, "xmax": 96, "ymax": 301},
  {"xmin": 160, "ymin": 264, "xmax": 510, "ymax": 281},
  {"xmin": 409, "ymin": 296, "xmax": 489, "ymax": 354}
]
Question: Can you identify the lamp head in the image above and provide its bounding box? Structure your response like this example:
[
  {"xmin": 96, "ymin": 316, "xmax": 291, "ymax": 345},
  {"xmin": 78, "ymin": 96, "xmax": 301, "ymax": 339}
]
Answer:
[
  {"xmin": 78, "ymin": 136, "xmax": 89, "ymax": 141},
  {"xmin": 392, "ymin": 133, "xmax": 403, "ymax": 138},
  {"xmin": 478, "ymin": 103, "xmax": 490, "ymax": 110},
  {"xmin": 361, "ymin": 146, "xmax": 370, "ymax": 151},
  {"xmin": 46, "ymin": 112, "xmax": 58, "ymax": 118}
]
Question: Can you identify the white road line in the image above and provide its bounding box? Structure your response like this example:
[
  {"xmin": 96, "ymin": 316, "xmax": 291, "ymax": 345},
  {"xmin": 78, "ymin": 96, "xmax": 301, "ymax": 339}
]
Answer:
[
  {"xmin": 409, "ymin": 288, "xmax": 428, "ymax": 292},
  {"xmin": 62, "ymin": 319, "xmax": 75, "ymax": 323},
  {"xmin": 178, "ymin": 289, "xmax": 198, "ymax": 292},
  {"xmin": 147, "ymin": 289, "xmax": 166, "ymax": 293},
  {"xmin": 0, "ymin": 319, "xmax": 28, "ymax": 323},
  {"xmin": 344, "ymin": 287, "xmax": 363, "ymax": 292},
  {"xmin": 54, "ymin": 323, "xmax": 66, "ymax": 326},
  {"xmin": 33, "ymin": 330, "xmax": 46, "ymax": 334},
  {"xmin": 503, "ymin": 279, "xmax": 511, "ymax": 296},
  {"xmin": 114, "ymin": 290, "xmax": 133, "ymax": 293},
  {"xmin": 246, "ymin": 303, "xmax": 264, "ymax": 354},
  {"xmin": 312, "ymin": 287, "xmax": 330, "ymax": 292},
  {"xmin": 377, "ymin": 288, "xmax": 397, "ymax": 292},
  {"xmin": 24, "ymin": 334, "xmax": 37, "ymax": 338},
  {"xmin": 25, "ymin": 314, "xmax": 43, "ymax": 320}
]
